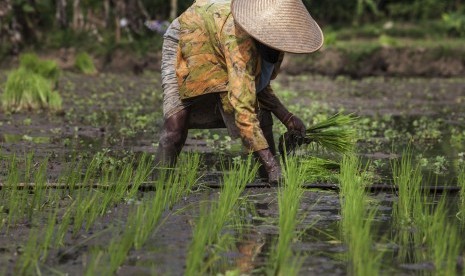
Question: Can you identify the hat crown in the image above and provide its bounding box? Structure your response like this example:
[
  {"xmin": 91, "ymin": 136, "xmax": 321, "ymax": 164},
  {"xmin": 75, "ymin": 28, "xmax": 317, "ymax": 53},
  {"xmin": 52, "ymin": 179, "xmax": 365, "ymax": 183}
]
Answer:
[{"xmin": 231, "ymin": 0, "xmax": 323, "ymax": 54}]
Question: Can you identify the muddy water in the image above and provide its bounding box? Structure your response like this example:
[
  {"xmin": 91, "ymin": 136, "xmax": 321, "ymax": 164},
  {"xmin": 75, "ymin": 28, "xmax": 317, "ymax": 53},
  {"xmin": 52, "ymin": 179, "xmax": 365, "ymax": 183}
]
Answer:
[{"xmin": 1, "ymin": 71, "xmax": 465, "ymax": 274}]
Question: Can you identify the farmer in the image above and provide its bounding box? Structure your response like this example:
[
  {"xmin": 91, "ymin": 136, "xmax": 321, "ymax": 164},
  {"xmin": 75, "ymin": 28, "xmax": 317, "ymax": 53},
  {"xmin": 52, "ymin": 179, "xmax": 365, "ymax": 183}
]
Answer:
[{"xmin": 153, "ymin": 0, "xmax": 323, "ymax": 184}]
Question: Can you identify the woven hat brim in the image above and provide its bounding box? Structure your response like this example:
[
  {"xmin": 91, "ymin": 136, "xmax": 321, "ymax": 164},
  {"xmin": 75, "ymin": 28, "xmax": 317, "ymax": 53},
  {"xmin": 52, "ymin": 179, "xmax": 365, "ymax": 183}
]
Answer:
[{"xmin": 231, "ymin": 0, "xmax": 324, "ymax": 54}]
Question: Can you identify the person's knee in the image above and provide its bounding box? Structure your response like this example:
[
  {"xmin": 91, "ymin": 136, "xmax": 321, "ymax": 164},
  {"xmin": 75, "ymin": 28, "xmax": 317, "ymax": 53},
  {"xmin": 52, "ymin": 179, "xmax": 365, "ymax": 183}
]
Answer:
[{"xmin": 160, "ymin": 128, "xmax": 185, "ymax": 147}]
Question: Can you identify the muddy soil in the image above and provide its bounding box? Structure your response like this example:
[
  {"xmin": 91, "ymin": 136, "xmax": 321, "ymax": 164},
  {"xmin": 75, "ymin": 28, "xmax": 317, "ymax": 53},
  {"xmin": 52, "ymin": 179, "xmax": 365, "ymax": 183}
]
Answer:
[{"xmin": 1, "ymin": 70, "xmax": 465, "ymax": 275}]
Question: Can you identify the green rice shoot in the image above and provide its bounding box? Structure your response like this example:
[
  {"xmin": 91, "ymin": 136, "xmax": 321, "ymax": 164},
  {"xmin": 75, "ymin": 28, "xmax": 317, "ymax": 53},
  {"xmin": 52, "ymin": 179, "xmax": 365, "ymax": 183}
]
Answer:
[
  {"xmin": 269, "ymin": 155, "xmax": 305, "ymax": 276},
  {"xmin": 458, "ymin": 165, "xmax": 465, "ymax": 223},
  {"xmin": 75, "ymin": 52, "xmax": 98, "ymax": 75},
  {"xmin": 185, "ymin": 155, "xmax": 258, "ymax": 276},
  {"xmin": 279, "ymin": 113, "xmax": 357, "ymax": 157},
  {"xmin": 339, "ymin": 154, "xmax": 381, "ymax": 275},
  {"xmin": 19, "ymin": 53, "xmax": 60, "ymax": 84},
  {"xmin": 2, "ymin": 68, "xmax": 63, "ymax": 112},
  {"xmin": 391, "ymin": 148, "xmax": 424, "ymax": 226},
  {"xmin": 300, "ymin": 156, "xmax": 339, "ymax": 183},
  {"xmin": 426, "ymin": 195, "xmax": 461, "ymax": 275},
  {"xmin": 306, "ymin": 113, "xmax": 358, "ymax": 154}
]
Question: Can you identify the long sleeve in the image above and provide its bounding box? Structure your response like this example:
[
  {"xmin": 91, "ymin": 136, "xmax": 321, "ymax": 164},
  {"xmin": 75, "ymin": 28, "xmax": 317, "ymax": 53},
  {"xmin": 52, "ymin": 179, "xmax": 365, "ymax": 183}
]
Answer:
[
  {"xmin": 221, "ymin": 15, "xmax": 269, "ymax": 152},
  {"xmin": 161, "ymin": 19, "xmax": 182, "ymax": 118}
]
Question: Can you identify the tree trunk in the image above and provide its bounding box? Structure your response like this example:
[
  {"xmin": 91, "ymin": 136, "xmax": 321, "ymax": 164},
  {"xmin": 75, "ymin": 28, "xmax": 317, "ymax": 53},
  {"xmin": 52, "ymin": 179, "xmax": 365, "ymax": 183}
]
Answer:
[
  {"xmin": 113, "ymin": 0, "xmax": 126, "ymax": 43},
  {"xmin": 72, "ymin": 0, "xmax": 83, "ymax": 30},
  {"xmin": 104, "ymin": 0, "xmax": 110, "ymax": 28},
  {"xmin": 56, "ymin": 0, "xmax": 68, "ymax": 29},
  {"xmin": 137, "ymin": 0, "xmax": 149, "ymax": 19},
  {"xmin": 170, "ymin": 0, "xmax": 177, "ymax": 20}
]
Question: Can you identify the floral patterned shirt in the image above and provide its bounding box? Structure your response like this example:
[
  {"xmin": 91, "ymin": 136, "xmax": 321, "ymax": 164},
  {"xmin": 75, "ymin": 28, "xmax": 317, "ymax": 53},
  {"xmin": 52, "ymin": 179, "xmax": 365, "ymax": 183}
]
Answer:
[{"xmin": 176, "ymin": 0, "xmax": 269, "ymax": 151}]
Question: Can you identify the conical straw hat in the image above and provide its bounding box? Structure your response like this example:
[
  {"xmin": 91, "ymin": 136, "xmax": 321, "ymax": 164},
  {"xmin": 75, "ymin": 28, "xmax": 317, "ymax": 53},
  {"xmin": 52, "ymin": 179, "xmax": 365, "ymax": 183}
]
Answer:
[{"xmin": 231, "ymin": 0, "xmax": 324, "ymax": 54}]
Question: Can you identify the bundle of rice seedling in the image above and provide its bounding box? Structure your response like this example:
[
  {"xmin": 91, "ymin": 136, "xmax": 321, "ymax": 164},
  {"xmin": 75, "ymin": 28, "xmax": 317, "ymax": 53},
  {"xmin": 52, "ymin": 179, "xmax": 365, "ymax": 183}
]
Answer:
[
  {"xmin": 301, "ymin": 156, "xmax": 340, "ymax": 183},
  {"xmin": 75, "ymin": 52, "xmax": 97, "ymax": 75},
  {"xmin": 19, "ymin": 53, "xmax": 60, "ymax": 84},
  {"xmin": 1, "ymin": 68, "xmax": 63, "ymax": 112},
  {"xmin": 279, "ymin": 113, "xmax": 357, "ymax": 155}
]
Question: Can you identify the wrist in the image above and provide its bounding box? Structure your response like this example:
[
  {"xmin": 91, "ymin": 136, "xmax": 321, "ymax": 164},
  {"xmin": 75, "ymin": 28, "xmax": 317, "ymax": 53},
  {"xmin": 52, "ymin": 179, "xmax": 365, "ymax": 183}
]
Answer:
[{"xmin": 282, "ymin": 112, "xmax": 294, "ymax": 126}]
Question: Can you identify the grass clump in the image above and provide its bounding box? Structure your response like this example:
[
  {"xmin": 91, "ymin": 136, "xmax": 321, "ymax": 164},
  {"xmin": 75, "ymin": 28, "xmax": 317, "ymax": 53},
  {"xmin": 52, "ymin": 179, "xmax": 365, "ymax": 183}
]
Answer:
[
  {"xmin": 426, "ymin": 196, "xmax": 461, "ymax": 276},
  {"xmin": 301, "ymin": 156, "xmax": 340, "ymax": 183},
  {"xmin": 86, "ymin": 153, "xmax": 202, "ymax": 275},
  {"xmin": 391, "ymin": 149, "xmax": 424, "ymax": 225},
  {"xmin": 458, "ymin": 165, "xmax": 465, "ymax": 222},
  {"xmin": 269, "ymin": 156, "xmax": 305, "ymax": 276},
  {"xmin": 279, "ymin": 113, "xmax": 357, "ymax": 156},
  {"xmin": 339, "ymin": 154, "xmax": 380, "ymax": 275},
  {"xmin": 1, "ymin": 68, "xmax": 62, "ymax": 112},
  {"xmin": 75, "ymin": 52, "xmax": 97, "ymax": 75},
  {"xmin": 185, "ymin": 155, "xmax": 258, "ymax": 276},
  {"xmin": 1, "ymin": 53, "xmax": 62, "ymax": 112},
  {"xmin": 19, "ymin": 53, "xmax": 60, "ymax": 84}
]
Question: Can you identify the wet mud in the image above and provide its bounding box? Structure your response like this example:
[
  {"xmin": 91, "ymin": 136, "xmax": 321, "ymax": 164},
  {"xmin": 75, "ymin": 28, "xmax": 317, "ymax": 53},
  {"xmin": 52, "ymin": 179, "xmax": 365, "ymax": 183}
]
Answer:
[{"xmin": 1, "ymin": 70, "xmax": 465, "ymax": 274}]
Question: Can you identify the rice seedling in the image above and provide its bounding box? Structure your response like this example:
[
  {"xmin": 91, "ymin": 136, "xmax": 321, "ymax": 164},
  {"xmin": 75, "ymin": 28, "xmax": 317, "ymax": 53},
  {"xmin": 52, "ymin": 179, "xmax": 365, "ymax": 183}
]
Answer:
[
  {"xmin": 1, "ymin": 68, "xmax": 63, "ymax": 112},
  {"xmin": 391, "ymin": 148, "xmax": 424, "ymax": 226},
  {"xmin": 4, "ymin": 156, "xmax": 29, "ymax": 229},
  {"xmin": 84, "ymin": 249, "xmax": 104, "ymax": 276},
  {"xmin": 19, "ymin": 53, "xmax": 60, "ymax": 84},
  {"xmin": 15, "ymin": 189, "xmax": 60, "ymax": 274},
  {"xmin": 458, "ymin": 165, "xmax": 465, "ymax": 222},
  {"xmin": 301, "ymin": 156, "xmax": 339, "ymax": 183},
  {"xmin": 268, "ymin": 155, "xmax": 305, "ymax": 276},
  {"xmin": 55, "ymin": 208, "xmax": 73, "ymax": 247},
  {"xmin": 426, "ymin": 195, "xmax": 461, "ymax": 276},
  {"xmin": 185, "ymin": 155, "xmax": 258, "ymax": 276},
  {"xmin": 71, "ymin": 154, "xmax": 152, "ymax": 234},
  {"xmin": 75, "ymin": 52, "xmax": 98, "ymax": 75},
  {"xmin": 339, "ymin": 154, "xmax": 381, "ymax": 275},
  {"xmin": 86, "ymin": 152, "xmax": 202, "ymax": 274},
  {"xmin": 16, "ymin": 230, "xmax": 41, "ymax": 275},
  {"xmin": 27, "ymin": 159, "xmax": 48, "ymax": 220},
  {"xmin": 279, "ymin": 113, "xmax": 358, "ymax": 156}
]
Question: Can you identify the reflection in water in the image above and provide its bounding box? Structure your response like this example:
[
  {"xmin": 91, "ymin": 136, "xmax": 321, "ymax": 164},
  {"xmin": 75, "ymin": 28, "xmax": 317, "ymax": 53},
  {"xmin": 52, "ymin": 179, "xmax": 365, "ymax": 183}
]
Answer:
[
  {"xmin": 2, "ymin": 134, "xmax": 50, "ymax": 144},
  {"xmin": 236, "ymin": 231, "xmax": 265, "ymax": 274}
]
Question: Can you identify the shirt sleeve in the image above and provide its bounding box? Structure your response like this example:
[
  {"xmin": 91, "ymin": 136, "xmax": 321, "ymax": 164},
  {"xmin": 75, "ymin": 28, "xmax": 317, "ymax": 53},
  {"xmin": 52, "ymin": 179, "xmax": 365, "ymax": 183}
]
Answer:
[
  {"xmin": 161, "ymin": 19, "xmax": 182, "ymax": 118},
  {"xmin": 221, "ymin": 15, "xmax": 269, "ymax": 152}
]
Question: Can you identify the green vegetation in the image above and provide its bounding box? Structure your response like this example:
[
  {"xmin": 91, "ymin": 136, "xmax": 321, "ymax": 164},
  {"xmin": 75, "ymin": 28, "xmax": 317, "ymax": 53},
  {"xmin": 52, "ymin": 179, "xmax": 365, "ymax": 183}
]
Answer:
[
  {"xmin": 85, "ymin": 152, "xmax": 201, "ymax": 275},
  {"xmin": 392, "ymin": 149, "xmax": 424, "ymax": 226},
  {"xmin": 269, "ymin": 156, "xmax": 305, "ymax": 275},
  {"xmin": 19, "ymin": 53, "xmax": 60, "ymax": 84},
  {"xmin": 339, "ymin": 154, "xmax": 380, "ymax": 275},
  {"xmin": 185, "ymin": 156, "xmax": 258, "ymax": 275},
  {"xmin": 301, "ymin": 157, "xmax": 339, "ymax": 183},
  {"xmin": 75, "ymin": 53, "xmax": 98, "ymax": 75},
  {"xmin": 1, "ymin": 53, "xmax": 62, "ymax": 113},
  {"xmin": 1, "ymin": 68, "xmax": 62, "ymax": 112},
  {"xmin": 458, "ymin": 165, "xmax": 465, "ymax": 222},
  {"xmin": 426, "ymin": 195, "xmax": 461, "ymax": 275},
  {"xmin": 306, "ymin": 114, "xmax": 357, "ymax": 154}
]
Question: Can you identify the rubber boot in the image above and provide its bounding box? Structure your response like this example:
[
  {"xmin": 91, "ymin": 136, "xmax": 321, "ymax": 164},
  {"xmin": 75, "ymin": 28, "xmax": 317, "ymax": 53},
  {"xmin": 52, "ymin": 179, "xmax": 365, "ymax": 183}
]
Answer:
[
  {"xmin": 257, "ymin": 111, "xmax": 277, "ymax": 180},
  {"xmin": 154, "ymin": 109, "xmax": 189, "ymax": 169},
  {"xmin": 254, "ymin": 148, "xmax": 281, "ymax": 186}
]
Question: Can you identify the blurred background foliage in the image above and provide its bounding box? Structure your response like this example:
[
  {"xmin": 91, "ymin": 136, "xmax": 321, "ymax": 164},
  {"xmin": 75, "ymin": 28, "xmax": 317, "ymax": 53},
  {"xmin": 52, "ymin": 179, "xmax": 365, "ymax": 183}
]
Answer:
[{"xmin": 0, "ymin": 0, "xmax": 464, "ymax": 57}]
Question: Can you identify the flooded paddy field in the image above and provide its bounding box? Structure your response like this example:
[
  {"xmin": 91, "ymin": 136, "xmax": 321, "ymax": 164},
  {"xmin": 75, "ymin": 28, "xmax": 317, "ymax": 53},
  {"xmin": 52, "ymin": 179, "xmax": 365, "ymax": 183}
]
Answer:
[{"xmin": 0, "ymin": 70, "xmax": 464, "ymax": 275}]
